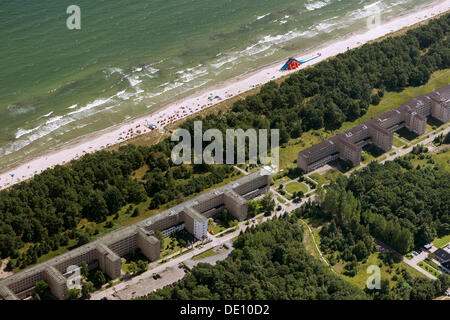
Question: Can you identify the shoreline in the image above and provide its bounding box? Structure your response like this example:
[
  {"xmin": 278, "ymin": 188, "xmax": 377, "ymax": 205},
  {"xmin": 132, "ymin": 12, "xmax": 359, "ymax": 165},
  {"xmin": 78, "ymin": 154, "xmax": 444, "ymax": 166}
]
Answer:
[{"xmin": 1, "ymin": 0, "xmax": 449, "ymax": 190}]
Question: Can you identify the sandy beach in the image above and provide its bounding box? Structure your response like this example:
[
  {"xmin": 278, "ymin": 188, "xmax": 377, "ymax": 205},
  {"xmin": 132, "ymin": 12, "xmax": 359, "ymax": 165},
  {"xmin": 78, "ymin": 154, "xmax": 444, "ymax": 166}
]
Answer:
[{"xmin": 0, "ymin": 0, "xmax": 449, "ymax": 190}]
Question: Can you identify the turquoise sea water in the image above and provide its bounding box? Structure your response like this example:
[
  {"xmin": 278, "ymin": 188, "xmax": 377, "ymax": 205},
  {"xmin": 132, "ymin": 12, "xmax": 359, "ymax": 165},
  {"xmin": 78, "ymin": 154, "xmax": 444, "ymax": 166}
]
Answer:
[{"xmin": 0, "ymin": 0, "xmax": 436, "ymax": 168}]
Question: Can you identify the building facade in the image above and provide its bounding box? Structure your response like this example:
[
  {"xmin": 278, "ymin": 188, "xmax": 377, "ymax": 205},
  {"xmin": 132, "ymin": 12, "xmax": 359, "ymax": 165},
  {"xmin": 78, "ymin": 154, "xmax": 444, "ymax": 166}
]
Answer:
[
  {"xmin": 298, "ymin": 84, "xmax": 450, "ymax": 173},
  {"xmin": 0, "ymin": 169, "xmax": 272, "ymax": 300}
]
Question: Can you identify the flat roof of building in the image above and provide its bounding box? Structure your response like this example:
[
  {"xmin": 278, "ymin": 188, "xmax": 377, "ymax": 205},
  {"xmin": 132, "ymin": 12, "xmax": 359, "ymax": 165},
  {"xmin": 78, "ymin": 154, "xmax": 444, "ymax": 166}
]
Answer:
[
  {"xmin": 224, "ymin": 189, "xmax": 248, "ymax": 205},
  {"xmin": 298, "ymin": 137, "xmax": 339, "ymax": 158},
  {"xmin": 139, "ymin": 169, "xmax": 270, "ymax": 227},
  {"xmin": 299, "ymin": 85, "xmax": 450, "ymax": 164},
  {"xmin": 434, "ymin": 246, "xmax": 450, "ymax": 262},
  {"xmin": 183, "ymin": 206, "xmax": 208, "ymax": 223}
]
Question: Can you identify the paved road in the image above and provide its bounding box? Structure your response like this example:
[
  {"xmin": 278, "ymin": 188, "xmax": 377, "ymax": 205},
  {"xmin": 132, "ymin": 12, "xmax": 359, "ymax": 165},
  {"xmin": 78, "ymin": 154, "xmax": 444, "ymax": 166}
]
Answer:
[
  {"xmin": 375, "ymin": 240, "xmax": 437, "ymax": 280},
  {"xmin": 91, "ymin": 185, "xmax": 314, "ymax": 300},
  {"xmin": 91, "ymin": 122, "xmax": 449, "ymax": 299},
  {"xmin": 351, "ymin": 124, "xmax": 450, "ymax": 174}
]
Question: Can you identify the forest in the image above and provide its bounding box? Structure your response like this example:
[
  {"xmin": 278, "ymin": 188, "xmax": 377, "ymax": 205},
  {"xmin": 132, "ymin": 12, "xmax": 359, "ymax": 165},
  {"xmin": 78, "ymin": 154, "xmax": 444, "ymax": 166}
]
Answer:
[
  {"xmin": 0, "ymin": 142, "xmax": 236, "ymax": 269},
  {"xmin": 144, "ymin": 208, "xmax": 449, "ymax": 301},
  {"xmin": 0, "ymin": 14, "xmax": 449, "ymax": 269},
  {"xmin": 147, "ymin": 152, "xmax": 450, "ymax": 300},
  {"xmin": 143, "ymin": 217, "xmax": 368, "ymax": 300},
  {"xmin": 179, "ymin": 13, "xmax": 449, "ymax": 144},
  {"xmin": 296, "ymin": 152, "xmax": 449, "ymax": 283}
]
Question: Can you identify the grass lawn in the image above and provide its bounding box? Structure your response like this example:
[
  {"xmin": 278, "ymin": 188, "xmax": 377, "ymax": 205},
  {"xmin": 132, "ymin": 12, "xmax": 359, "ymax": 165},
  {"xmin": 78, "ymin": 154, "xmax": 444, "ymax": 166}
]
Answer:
[
  {"xmin": 426, "ymin": 117, "xmax": 444, "ymax": 133},
  {"xmin": 161, "ymin": 237, "xmax": 183, "ymax": 257},
  {"xmin": 396, "ymin": 128, "xmax": 419, "ymax": 141},
  {"xmin": 361, "ymin": 145, "xmax": 385, "ymax": 164},
  {"xmin": 279, "ymin": 132, "xmax": 326, "ymax": 170},
  {"xmin": 285, "ymin": 182, "xmax": 308, "ymax": 194},
  {"xmin": 278, "ymin": 69, "xmax": 450, "ymax": 171},
  {"xmin": 361, "ymin": 151, "xmax": 376, "ymax": 164},
  {"xmin": 172, "ymin": 248, "xmax": 194, "ymax": 259},
  {"xmin": 409, "ymin": 148, "xmax": 450, "ymax": 173},
  {"xmin": 299, "ymin": 219, "xmax": 323, "ymax": 262},
  {"xmin": 26, "ymin": 238, "xmax": 78, "ymax": 270},
  {"xmin": 130, "ymin": 165, "xmax": 150, "ymax": 182},
  {"xmin": 418, "ymin": 261, "xmax": 441, "ymax": 277},
  {"xmin": 309, "ymin": 173, "xmax": 328, "ymax": 186},
  {"xmin": 336, "ymin": 252, "xmax": 427, "ymax": 290},
  {"xmin": 160, "ymin": 231, "xmax": 194, "ymax": 258},
  {"xmin": 323, "ymin": 168, "xmax": 343, "ymax": 182},
  {"xmin": 392, "ymin": 137, "xmax": 406, "ymax": 148},
  {"xmin": 284, "ymin": 193, "xmax": 293, "ymax": 200},
  {"xmin": 192, "ymin": 248, "xmax": 221, "ymax": 261},
  {"xmin": 424, "ymin": 258, "xmax": 441, "ymax": 270},
  {"xmin": 309, "ymin": 168, "xmax": 343, "ymax": 186},
  {"xmin": 277, "ymin": 196, "xmax": 286, "ymax": 204},
  {"xmin": 120, "ymin": 250, "xmax": 149, "ymax": 274},
  {"xmin": 434, "ymin": 234, "xmax": 450, "ymax": 248},
  {"xmin": 208, "ymin": 219, "xmax": 227, "ymax": 235},
  {"xmin": 414, "ymin": 135, "xmax": 431, "ymax": 145},
  {"xmin": 271, "ymin": 175, "xmax": 291, "ymax": 188},
  {"xmin": 217, "ymin": 227, "xmax": 238, "ymax": 238}
]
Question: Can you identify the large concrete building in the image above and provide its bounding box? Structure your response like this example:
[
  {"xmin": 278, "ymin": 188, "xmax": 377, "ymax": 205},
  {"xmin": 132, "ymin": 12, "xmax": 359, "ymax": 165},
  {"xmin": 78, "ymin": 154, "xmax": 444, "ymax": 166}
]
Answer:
[
  {"xmin": 0, "ymin": 169, "xmax": 271, "ymax": 300},
  {"xmin": 298, "ymin": 85, "xmax": 450, "ymax": 173}
]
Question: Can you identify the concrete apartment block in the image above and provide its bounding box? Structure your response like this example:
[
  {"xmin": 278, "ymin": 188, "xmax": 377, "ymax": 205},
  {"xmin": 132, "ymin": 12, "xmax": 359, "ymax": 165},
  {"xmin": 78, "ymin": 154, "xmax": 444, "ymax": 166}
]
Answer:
[
  {"xmin": 298, "ymin": 84, "xmax": 450, "ymax": 173},
  {"xmin": 43, "ymin": 266, "xmax": 68, "ymax": 300},
  {"xmin": 430, "ymin": 86, "xmax": 450, "ymax": 123},
  {"xmin": 96, "ymin": 244, "xmax": 121, "ymax": 279},
  {"xmin": 0, "ymin": 169, "xmax": 272, "ymax": 300},
  {"xmin": 0, "ymin": 285, "xmax": 19, "ymax": 300},
  {"xmin": 141, "ymin": 169, "xmax": 272, "ymax": 240},
  {"xmin": 223, "ymin": 190, "xmax": 248, "ymax": 221},
  {"xmin": 366, "ymin": 122, "xmax": 393, "ymax": 152},
  {"xmin": 136, "ymin": 228, "xmax": 161, "ymax": 261},
  {"xmin": 182, "ymin": 206, "xmax": 208, "ymax": 239}
]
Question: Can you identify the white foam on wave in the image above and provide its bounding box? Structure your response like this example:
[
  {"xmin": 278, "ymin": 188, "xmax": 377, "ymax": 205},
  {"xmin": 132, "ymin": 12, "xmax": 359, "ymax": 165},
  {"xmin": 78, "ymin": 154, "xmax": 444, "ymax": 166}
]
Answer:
[
  {"xmin": 240, "ymin": 29, "xmax": 318, "ymax": 57},
  {"xmin": 7, "ymin": 104, "xmax": 34, "ymax": 116},
  {"xmin": 108, "ymin": 67, "xmax": 124, "ymax": 75},
  {"xmin": 347, "ymin": 1, "xmax": 390, "ymax": 23},
  {"xmin": 315, "ymin": 22, "xmax": 338, "ymax": 32},
  {"xmin": 305, "ymin": 0, "xmax": 331, "ymax": 11},
  {"xmin": 210, "ymin": 56, "xmax": 239, "ymax": 69},
  {"xmin": 257, "ymin": 13, "xmax": 270, "ymax": 20},
  {"xmin": 67, "ymin": 96, "xmax": 114, "ymax": 116},
  {"xmin": 142, "ymin": 66, "xmax": 159, "ymax": 77},
  {"xmin": 127, "ymin": 76, "xmax": 143, "ymax": 87},
  {"xmin": 37, "ymin": 111, "xmax": 54, "ymax": 120},
  {"xmin": 175, "ymin": 64, "xmax": 208, "ymax": 83},
  {"xmin": 15, "ymin": 126, "xmax": 41, "ymax": 139},
  {"xmin": 45, "ymin": 116, "xmax": 63, "ymax": 124},
  {"xmin": 4, "ymin": 116, "xmax": 76, "ymax": 156}
]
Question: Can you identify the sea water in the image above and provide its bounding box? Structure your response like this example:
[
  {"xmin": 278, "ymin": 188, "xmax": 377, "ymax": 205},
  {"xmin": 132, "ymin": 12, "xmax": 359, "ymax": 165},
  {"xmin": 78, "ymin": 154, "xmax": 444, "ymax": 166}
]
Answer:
[{"xmin": 0, "ymin": 0, "xmax": 437, "ymax": 168}]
